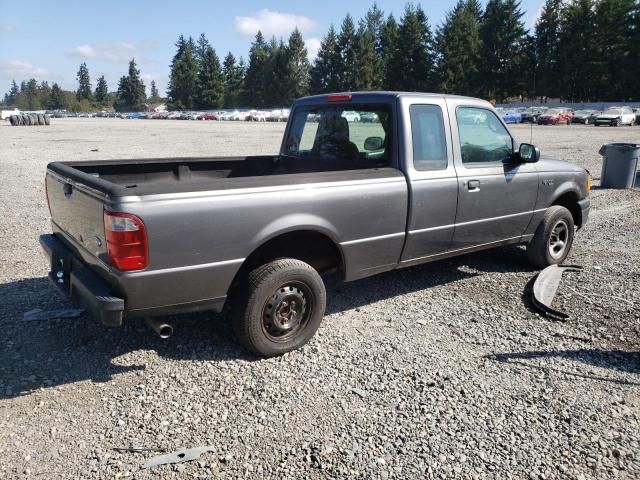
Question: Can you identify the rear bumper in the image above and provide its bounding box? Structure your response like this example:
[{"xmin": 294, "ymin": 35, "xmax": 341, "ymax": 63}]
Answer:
[
  {"xmin": 578, "ymin": 198, "xmax": 590, "ymax": 228},
  {"xmin": 39, "ymin": 234, "xmax": 124, "ymax": 326}
]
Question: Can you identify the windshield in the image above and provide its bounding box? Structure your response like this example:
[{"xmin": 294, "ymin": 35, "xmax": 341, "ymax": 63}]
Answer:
[
  {"xmin": 603, "ymin": 108, "xmax": 622, "ymax": 115},
  {"xmin": 283, "ymin": 104, "xmax": 391, "ymax": 165}
]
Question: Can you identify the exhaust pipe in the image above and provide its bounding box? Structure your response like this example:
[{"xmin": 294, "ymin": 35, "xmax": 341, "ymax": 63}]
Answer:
[{"xmin": 146, "ymin": 317, "xmax": 174, "ymax": 339}]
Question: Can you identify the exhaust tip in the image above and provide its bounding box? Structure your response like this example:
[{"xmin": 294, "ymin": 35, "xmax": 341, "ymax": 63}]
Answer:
[{"xmin": 146, "ymin": 317, "xmax": 174, "ymax": 339}]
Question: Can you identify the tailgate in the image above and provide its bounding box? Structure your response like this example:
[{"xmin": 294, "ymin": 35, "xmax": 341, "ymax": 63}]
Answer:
[{"xmin": 46, "ymin": 171, "xmax": 109, "ymax": 265}]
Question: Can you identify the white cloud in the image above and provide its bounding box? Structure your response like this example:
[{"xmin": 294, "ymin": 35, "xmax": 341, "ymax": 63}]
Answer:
[
  {"xmin": 305, "ymin": 38, "xmax": 322, "ymax": 62},
  {"xmin": 0, "ymin": 60, "xmax": 48, "ymax": 78},
  {"xmin": 235, "ymin": 9, "xmax": 316, "ymax": 37},
  {"xmin": 69, "ymin": 42, "xmax": 151, "ymax": 63}
]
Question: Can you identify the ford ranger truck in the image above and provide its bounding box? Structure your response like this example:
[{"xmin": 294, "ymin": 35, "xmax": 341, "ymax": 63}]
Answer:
[{"xmin": 40, "ymin": 92, "xmax": 590, "ymax": 357}]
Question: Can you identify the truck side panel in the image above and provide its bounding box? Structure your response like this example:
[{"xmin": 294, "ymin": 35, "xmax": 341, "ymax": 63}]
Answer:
[{"xmin": 109, "ymin": 169, "xmax": 408, "ymax": 311}]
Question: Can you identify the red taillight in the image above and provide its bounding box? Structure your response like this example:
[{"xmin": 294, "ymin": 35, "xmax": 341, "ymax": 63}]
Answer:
[
  {"xmin": 103, "ymin": 210, "xmax": 148, "ymax": 271},
  {"xmin": 327, "ymin": 93, "xmax": 352, "ymax": 102}
]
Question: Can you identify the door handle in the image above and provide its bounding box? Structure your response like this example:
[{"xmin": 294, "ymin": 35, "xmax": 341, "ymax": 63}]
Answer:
[{"xmin": 467, "ymin": 180, "xmax": 480, "ymax": 192}]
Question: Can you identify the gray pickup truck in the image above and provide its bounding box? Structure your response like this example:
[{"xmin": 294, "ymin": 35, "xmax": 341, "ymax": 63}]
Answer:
[{"xmin": 40, "ymin": 92, "xmax": 590, "ymax": 357}]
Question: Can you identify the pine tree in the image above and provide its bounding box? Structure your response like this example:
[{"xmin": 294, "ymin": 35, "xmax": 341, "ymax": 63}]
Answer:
[
  {"xmin": 21, "ymin": 78, "xmax": 40, "ymax": 110},
  {"xmin": 265, "ymin": 40, "xmax": 289, "ymax": 106},
  {"xmin": 591, "ymin": 0, "xmax": 636, "ymax": 100},
  {"xmin": 534, "ymin": 0, "xmax": 563, "ymax": 100},
  {"xmin": 6, "ymin": 80, "xmax": 19, "ymax": 105},
  {"xmin": 195, "ymin": 33, "xmax": 224, "ymax": 109},
  {"xmin": 244, "ymin": 31, "xmax": 271, "ymax": 107},
  {"xmin": 631, "ymin": 0, "xmax": 640, "ymax": 99},
  {"xmin": 354, "ymin": 23, "xmax": 378, "ymax": 90},
  {"xmin": 557, "ymin": 0, "xmax": 597, "ymax": 101},
  {"xmin": 76, "ymin": 62, "xmax": 92, "ymax": 101},
  {"xmin": 115, "ymin": 59, "xmax": 147, "ymax": 111},
  {"xmin": 310, "ymin": 25, "xmax": 341, "ymax": 93},
  {"xmin": 95, "ymin": 75, "xmax": 109, "ymax": 103},
  {"xmin": 47, "ymin": 83, "xmax": 66, "ymax": 109},
  {"xmin": 284, "ymin": 28, "xmax": 310, "ymax": 103},
  {"xmin": 336, "ymin": 14, "xmax": 358, "ymax": 90},
  {"xmin": 387, "ymin": 4, "xmax": 435, "ymax": 91},
  {"xmin": 364, "ymin": 3, "xmax": 385, "ymax": 60},
  {"xmin": 380, "ymin": 15, "xmax": 399, "ymax": 90},
  {"xmin": 150, "ymin": 80, "xmax": 159, "ymax": 99},
  {"xmin": 436, "ymin": 0, "xmax": 482, "ymax": 96},
  {"xmin": 222, "ymin": 52, "xmax": 245, "ymax": 108},
  {"xmin": 479, "ymin": 0, "xmax": 527, "ymax": 101},
  {"xmin": 167, "ymin": 35, "xmax": 198, "ymax": 110}
]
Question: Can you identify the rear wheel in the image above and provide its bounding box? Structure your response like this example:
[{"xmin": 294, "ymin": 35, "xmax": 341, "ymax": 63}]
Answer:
[
  {"xmin": 232, "ymin": 259, "xmax": 326, "ymax": 357},
  {"xmin": 527, "ymin": 206, "xmax": 575, "ymax": 269}
]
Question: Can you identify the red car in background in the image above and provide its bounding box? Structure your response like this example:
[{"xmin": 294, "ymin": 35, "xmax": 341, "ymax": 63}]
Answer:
[
  {"xmin": 537, "ymin": 108, "xmax": 573, "ymax": 125},
  {"xmin": 198, "ymin": 112, "xmax": 218, "ymax": 120}
]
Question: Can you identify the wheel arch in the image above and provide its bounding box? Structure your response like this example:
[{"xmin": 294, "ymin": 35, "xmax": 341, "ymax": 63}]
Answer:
[
  {"xmin": 551, "ymin": 190, "xmax": 582, "ymax": 228},
  {"xmin": 227, "ymin": 227, "xmax": 346, "ymax": 298}
]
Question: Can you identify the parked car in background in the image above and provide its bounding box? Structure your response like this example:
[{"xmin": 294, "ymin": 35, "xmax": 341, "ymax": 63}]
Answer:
[
  {"xmin": 341, "ymin": 110, "xmax": 361, "ymax": 122},
  {"xmin": 127, "ymin": 112, "xmax": 146, "ymax": 119},
  {"xmin": 501, "ymin": 110, "xmax": 522, "ymax": 124},
  {"xmin": 571, "ymin": 110, "xmax": 600, "ymax": 125},
  {"xmin": 198, "ymin": 112, "xmax": 218, "ymax": 120},
  {"xmin": 519, "ymin": 107, "xmax": 548, "ymax": 123},
  {"xmin": 595, "ymin": 106, "xmax": 636, "ymax": 126},
  {"xmin": 633, "ymin": 108, "xmax": 640, "ymax": 124},
  {"xmin": 537, "ymin": 108, "xmax": 573, "ymax": 125}
]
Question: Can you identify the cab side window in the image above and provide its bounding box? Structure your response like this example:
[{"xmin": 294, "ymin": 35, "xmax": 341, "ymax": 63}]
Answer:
[
  {"xmin": 456, "ymin": 107, "xmax": 513, "ymax": 165},
  {"xmin": 410, "ymin": 104, "xmax": 448, "ymax": 171}
]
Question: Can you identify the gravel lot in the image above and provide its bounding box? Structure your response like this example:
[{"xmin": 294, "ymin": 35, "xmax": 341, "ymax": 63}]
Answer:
[{"xmin": 0, "ymin": 118, "xmax": 639, "ymax": 479}]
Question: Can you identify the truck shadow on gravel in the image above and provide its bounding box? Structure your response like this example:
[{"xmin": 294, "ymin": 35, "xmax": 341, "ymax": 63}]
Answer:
[
  {"xmin": 486, "ymin": 349, "xmax": 640, "ymax": 385},
  {"xmin": 0, "ymin": 246, "xmax": 536, "ymax": 400}
]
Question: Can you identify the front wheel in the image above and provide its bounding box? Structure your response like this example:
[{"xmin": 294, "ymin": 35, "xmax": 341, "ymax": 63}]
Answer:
[
  {"xmin": 527, "ymin": 206, "xmax": 575, "ymax": 269},
  {"xmin": 232, "ymin": 259, "xmax": 326, "ymax": 357}
]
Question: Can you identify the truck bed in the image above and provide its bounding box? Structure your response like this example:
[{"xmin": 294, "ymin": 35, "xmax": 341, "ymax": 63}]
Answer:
[{"xmin": 47, "ymin": 155, "xmax": 392, "ymax": 197}]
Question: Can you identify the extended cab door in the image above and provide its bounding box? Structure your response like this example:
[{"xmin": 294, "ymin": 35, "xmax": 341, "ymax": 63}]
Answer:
[
  {"xmin": 399, "ymin": 96, "xmax": 459, "ymax": 264},
  {"xmin": 448, "ymin": 101, "xmax": 538, "ymax": 249}
]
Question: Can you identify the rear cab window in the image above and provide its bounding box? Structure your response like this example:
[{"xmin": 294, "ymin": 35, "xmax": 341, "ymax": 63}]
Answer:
[
  {"xmin": 410, "ymin": 104, "xmax": 448, "ymax": 171},
  {"xmin": 284, "ymin": 104, "xmax": 392, "ymax": 168}
]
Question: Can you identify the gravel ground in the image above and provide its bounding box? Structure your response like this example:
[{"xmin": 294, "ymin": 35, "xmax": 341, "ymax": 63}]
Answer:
[{"xmin": 0, "ymin": 118, "xmax": 638, "ymax": 479}]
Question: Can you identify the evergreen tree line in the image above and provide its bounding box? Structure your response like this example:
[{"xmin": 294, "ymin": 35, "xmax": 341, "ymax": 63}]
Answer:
[
  {"xmin": 2, "ymin": 59, "xmax": 162, "ymax": 111},
  {"xmin": 167, "ymin": 0, "xmax": 639, "ymax": 108},
  {"xmin": 4, "ymin": 0, "xmax": 639, "ymax": 110}
]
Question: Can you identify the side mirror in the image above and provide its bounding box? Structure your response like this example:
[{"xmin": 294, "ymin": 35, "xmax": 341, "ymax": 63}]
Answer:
[
  {"xmin": 518, "ymin": 143, "xmax": 540, "ymax": 163},
  {"xmin": 364, "ymin": 136, "xmax": 384, "ymax": 151}
]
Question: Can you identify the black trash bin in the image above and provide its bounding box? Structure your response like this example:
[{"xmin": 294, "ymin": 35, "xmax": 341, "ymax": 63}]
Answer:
[{"xmin": 598, "ymin": 143, "xmax": 640, "ymax": 189}]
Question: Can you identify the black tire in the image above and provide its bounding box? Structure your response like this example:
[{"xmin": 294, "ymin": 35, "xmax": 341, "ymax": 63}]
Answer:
[
  {"xmin": 44, "ymin": 114, "xmax": 50, "ymax": 126},
  {"xmin": 613, "ymin": 118, "xmax": 620, "ymax": 127},
  {"xmin": 527, "ymin": 205, "xmax": 575, "ymax": 269},
  {"xmin": 31, "ymin": 114, "xmax": 38, "ymax": 125},
  {"xmin": 9, "ymin": 115, "xmax": 17, "ymax": 126},
  {"xmin": 37, "ymin": 113, "xmax": 44, "ymax": 125},
  {"xmin": 232, "ymin": 258, "xmax": 326, "ymax": 357},
  {"xmin": 25, "ymin": 114, "xmax": 31, "ymax": 126}
]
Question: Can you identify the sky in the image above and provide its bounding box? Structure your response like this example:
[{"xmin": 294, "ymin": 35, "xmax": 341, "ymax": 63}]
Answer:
[{"xmin": 0, "ymin": 0, "xmax": 545, "ymax": 96}]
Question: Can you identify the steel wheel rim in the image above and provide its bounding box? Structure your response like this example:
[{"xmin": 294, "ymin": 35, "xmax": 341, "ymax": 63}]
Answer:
[
  {"xmin": 261, "ymin": 281, "xmax": 313, "ymax": 343},
  {"xmin": 548, "ymin": 220, "xmax": 569, "ymax": 259}
]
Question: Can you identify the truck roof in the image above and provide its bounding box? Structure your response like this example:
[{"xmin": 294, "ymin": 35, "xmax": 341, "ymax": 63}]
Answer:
[{"xmin": 297, "ymin": 91, "xmax": 490, "ymax": 105}]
